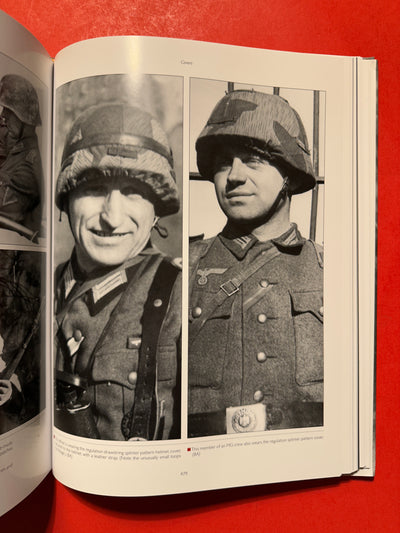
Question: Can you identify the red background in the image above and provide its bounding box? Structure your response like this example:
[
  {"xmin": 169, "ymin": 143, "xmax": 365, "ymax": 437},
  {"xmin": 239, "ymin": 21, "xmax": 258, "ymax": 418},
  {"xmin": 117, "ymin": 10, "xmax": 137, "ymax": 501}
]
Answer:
[{"xmin": 0, "ymin": 1, "xmax": 399, "ymax": 531}]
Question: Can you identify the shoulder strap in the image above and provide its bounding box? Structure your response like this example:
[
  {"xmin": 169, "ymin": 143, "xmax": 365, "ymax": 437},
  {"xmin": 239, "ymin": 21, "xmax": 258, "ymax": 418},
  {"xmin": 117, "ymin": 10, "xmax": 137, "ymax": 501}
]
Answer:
[
  {"xmin": 126, "ymin": 258, "xmax": 180, "ymax": 441},
  {"xmin": 189, "ymin": 244, "xmax": 281, "ymax": 344}
]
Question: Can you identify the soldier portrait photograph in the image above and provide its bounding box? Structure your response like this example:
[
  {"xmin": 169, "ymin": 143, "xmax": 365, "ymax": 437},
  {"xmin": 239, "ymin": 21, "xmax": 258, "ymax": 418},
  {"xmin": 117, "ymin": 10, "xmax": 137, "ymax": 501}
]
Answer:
[
  {"xmin": 0, "ymin": 249, "xmax": 44, "ymax": 435},
  {"xmin": 188, "ymin": 79, "xmax": 324, "ymax": 437},
  {"xmin": 53, "ymin": 74, "xmax": 182, "ymax": 441},
  {"xmin": 0, "ymin": 73, "xmax": 45, "ymax": 244}
]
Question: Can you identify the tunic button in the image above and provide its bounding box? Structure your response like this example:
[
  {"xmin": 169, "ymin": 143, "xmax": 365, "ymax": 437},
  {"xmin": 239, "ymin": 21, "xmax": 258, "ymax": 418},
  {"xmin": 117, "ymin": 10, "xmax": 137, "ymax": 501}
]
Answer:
[
  {"xmin": 259, "ymin": 280, "xmax": 268, "ymax": 288},
  {"xmin": 153, "ymin": 299, "xmax": 162, "ymax": 308},
  {"xmin": 192, "ymin": 306, "xmax": 202, "ymax": 318},
  {"xmin": 257, "ymin": 351, "xmax": 267, "ymax": 362},
  {"xmin": 127, "ymin": 337, "xmax": 141, "ymax": 349},
  {"xmin": 73, "ymin": 329, "xmax": 83, "ymax": 341},
  {"xmin": 128, "ymin": 372, "xmax": 137, "ymax": 385},
  {"xmin": 319, "ymin": 306, "xmax": 324, "ymax": 316},
  {"xmin": 254, "ymin": 390, "xmax": 264, "ymax": 402},
  {"xmin": 257, "ymin": 313, "xmax": 267, "ymax": 324}
]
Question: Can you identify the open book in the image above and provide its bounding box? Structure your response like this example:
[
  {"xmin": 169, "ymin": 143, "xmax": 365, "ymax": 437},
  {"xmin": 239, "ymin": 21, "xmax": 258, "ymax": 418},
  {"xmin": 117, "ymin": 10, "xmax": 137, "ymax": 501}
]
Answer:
[{"xmin": 0, "ymin": 9, "xmax": 376, "ymax": 516}]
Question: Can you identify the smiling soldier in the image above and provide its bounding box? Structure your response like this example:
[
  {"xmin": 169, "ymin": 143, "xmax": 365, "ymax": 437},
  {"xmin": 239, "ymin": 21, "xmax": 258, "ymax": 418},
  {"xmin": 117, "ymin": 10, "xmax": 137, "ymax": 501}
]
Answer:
[
  {"xmin": 188, "ymin": 90, "xmax": 323, "ymax": 437},
  {"xmin": 54, "ymin": 103, "xmax": 181, "ymax": 441}
]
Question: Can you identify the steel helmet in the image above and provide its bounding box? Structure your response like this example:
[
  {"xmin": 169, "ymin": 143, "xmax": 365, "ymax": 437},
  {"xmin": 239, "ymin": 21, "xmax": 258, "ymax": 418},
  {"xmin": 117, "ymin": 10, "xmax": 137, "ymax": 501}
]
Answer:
[
  {"xmin": 0, "ymin": 74, "xmax": 41, "ymax": 127},
  {"xmin": 196, "ymin": 90, "xmax": 315, "ymax": 195},
  {"xmin": 56, "ymin": 103, "xmax": 179, "ymax": 216}
]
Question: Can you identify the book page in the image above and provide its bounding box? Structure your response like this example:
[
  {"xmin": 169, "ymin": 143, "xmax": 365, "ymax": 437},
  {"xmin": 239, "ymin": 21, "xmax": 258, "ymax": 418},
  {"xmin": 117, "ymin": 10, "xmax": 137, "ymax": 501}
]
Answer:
[
  {"xmin": 52, "ymin": 36, "xmax": 371, "ymax": 496},
  {"xmin": 0, "ymin": 11, "xmax": 52, "ymax": 517},
  {"xmin": 354, "ymin": 57, "xmax": 377, "ymax": 477}
]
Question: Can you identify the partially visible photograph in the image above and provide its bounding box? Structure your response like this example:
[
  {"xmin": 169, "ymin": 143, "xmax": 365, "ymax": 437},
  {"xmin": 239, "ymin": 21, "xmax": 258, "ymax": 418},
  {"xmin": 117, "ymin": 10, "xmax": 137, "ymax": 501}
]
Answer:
[
  {"xmin": 0, "ymin": 249, "xmax": 45, "ymax": 435},
  {"xmin": 188, "ymin": 79, "xmax": 324, "ymax": 437},
  {"xmin": 53, "ymin": 74, "xmax": 182, "ymax": 441},
  {"xmin": 0, "ymin": 74, "xmax": 45, "ymax": 244}
]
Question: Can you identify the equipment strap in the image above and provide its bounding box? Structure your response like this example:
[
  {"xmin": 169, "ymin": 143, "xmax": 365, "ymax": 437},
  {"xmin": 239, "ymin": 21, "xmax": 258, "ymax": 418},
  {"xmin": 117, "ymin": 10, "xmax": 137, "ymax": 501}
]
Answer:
[
  {"xmin": 189, "ymin": 244, "xmax": 281, "ymax": 344},
  {"xmin": 126, "ymin": 258, "xmax": 179, "ymax": 440}
]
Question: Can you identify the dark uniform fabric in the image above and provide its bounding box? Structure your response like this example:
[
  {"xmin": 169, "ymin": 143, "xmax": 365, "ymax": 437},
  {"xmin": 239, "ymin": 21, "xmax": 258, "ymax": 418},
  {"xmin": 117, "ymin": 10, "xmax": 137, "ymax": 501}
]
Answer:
[
  {"xmin": 55, "ymin": 246, "xmax": 181, "ymax": 441},
  {"xmin": 0, "ymin": 250, "xmax": 43, "ymax": 435},
  {"xmin": 0, "ymin": 129, "xmax": 43, "ymax": 233},
  {"xmin": 188, "ymin": 224, "xmax": 323, "ymax": 437}
]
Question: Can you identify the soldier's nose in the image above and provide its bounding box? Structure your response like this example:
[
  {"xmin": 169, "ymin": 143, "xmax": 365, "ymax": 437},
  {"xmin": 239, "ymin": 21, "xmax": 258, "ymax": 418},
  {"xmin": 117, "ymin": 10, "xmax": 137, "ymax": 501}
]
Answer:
[
  {"xmin": 227, "ymin": 157, "xmax": 247, "ymax": 185},
  {"xmin": 100, "ymin": 190, "xmax": 124, "ymax": 227}
]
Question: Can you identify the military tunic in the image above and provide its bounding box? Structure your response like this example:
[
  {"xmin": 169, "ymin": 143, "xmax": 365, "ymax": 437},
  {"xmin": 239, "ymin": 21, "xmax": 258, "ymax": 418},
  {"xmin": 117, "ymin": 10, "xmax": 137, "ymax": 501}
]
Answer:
[
  {"xmin": 188, "ymin": 224, "xmax": 323, "ymax": 437},
  {"xmin": 55, "ymin": 246, "xmax": 181, "ymax": 441},
  {"xmin": 0, "ymin": 129, "xmax": 43, "ymax": 233},
  {"xmin": 0, "ymin": 250, "xmax": 43, "ymax": 434}
]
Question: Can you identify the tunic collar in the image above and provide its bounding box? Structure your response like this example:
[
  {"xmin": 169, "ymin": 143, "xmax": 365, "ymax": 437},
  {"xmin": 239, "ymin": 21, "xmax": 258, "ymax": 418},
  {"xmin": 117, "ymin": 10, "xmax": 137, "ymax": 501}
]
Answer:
[
  {"xmin": 218, "ymin": 223, "xmax": 305, "ymax": 259},
  {"xmin": 61, "ymin": 241, "xmax": 160, "ymax": 301}
]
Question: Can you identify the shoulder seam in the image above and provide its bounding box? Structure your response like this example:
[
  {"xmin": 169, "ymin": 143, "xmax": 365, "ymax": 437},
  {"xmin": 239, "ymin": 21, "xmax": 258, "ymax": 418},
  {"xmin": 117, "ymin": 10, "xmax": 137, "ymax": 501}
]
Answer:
[{"xmin": 307, "ymin": 240, "xmax": 323, "ymax": 268}]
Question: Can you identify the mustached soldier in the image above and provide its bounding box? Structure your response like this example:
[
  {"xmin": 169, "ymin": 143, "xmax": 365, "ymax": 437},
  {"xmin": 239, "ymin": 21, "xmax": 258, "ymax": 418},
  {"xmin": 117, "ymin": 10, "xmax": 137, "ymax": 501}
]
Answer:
[
  {"xmin": 0, "ymin": 75, "xmax": 43, "ymax": 234},
  {"xmin": 54, "ymin": 103, "xmax": 181, "ymax": 441},
  {"xmin": 188, "ymin": 90, "xmax": 323, "ymax": 437}
]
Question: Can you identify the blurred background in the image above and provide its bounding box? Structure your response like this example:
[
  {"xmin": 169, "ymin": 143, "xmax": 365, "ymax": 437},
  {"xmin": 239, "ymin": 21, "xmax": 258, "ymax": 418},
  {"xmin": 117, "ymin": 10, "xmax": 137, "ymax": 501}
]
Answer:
[{"xmin": 54, "ymin": 73, "xmax": 183, "ymax": 266}]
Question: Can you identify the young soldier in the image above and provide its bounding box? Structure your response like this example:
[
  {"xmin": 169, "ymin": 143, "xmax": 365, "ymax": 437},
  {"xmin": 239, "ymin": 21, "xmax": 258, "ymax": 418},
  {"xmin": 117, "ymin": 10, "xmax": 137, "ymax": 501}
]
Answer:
[
  {"xmin": 54, "ymin": 103, "xmax": 181, "ymax": 441},
  {"xmin": 0, "ymin": 75, "xmax": 43, "ymax": 235},
  {"xmin": 188, "ymin": 90, "xmax": 323, "ymax": 437}
]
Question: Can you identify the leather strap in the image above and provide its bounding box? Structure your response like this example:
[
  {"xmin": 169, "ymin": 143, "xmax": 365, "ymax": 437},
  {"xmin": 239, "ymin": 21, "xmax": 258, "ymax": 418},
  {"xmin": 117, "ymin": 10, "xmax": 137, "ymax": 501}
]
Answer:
[
  {"xmin": 63, "ymin": 133, "xmax": 173, "ymax": 167},
  {"xmin": 126, "ymin": 258, "xmax": 179, "ymax": 440},
  {"xmin": 189, "ymin": 244, "xmax": 281, "ymax": 344},
  {"xmin": 188, "ymin": 402, "xmax": 323, "ymax": 437}
]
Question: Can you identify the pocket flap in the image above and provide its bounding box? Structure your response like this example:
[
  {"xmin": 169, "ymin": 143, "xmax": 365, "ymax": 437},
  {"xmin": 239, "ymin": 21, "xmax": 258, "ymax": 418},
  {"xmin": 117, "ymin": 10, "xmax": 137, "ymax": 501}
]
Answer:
[
  {"xmin": 290, "ymin": 290, "xmax": 323, "ymax": 322},
  {"xmin": 190, "ymin": 293, "xmax": 234, "ymax": 322},
  {"xmin": 91, "ymin": 349, "xmax": 139, "ymax": 389}
]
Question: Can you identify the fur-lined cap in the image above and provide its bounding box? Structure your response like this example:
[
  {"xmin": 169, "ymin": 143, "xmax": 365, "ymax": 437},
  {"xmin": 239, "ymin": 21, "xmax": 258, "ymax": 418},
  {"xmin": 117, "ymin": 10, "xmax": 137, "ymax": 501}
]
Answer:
[
  {"xmin": 56, "ymin": 103, "xmax": 179, "ymax": 217},
  {"xmin": 196, "ymin": 91, "xmax": 315, "ymax": 195},
  {"xmin": 0, "ymin": 75, "xmax": 41, "ymax": 126}
]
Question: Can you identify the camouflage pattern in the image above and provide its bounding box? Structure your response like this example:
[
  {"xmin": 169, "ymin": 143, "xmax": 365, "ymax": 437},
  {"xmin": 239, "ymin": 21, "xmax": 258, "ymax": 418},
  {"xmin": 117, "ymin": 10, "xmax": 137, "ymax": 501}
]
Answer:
[
  {"xmin": 0, "ymin": 128, "xmax": 43, "ymax": 232},
  {"xmin": 0, "ymin": 75, "xmax": 41, "ymax": 126},
  {"xmin": 0, "ymin": 250, "xmax": 43, "ymax": 435},
  {"xmin": 196, "ymin": 90, "xmax": 316, "ymax": 195},
  {"xmin": 56, "ymin": 104, "xmax": 179, "ymax": 216}
]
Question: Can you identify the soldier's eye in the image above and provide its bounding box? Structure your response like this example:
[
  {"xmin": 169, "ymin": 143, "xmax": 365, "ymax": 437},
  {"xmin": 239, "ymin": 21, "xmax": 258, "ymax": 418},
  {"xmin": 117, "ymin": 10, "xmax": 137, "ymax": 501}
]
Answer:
[{"xmin": 242, "ymin": 156, "xmax": 264, "ymax": 168}]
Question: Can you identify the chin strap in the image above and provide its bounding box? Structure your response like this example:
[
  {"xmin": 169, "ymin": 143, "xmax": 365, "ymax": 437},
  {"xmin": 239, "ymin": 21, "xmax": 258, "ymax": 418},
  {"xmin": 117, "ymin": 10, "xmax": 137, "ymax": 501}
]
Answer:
[
  {"xmin": 264, "ymin": 177, "xmax": 289, "ymax": 221},
  {"xmin": 153, "ymin": 218, "xmax": 169, "ymax": 238}
]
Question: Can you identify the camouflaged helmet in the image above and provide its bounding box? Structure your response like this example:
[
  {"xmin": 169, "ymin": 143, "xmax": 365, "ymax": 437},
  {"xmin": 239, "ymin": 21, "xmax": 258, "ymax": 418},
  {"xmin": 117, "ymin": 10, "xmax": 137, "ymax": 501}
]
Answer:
[
  {"xmin": 196, "ymin": 90, "xmax": 315, "ymax": 195},
  {"xmin": 56, "ymin": 103, "xmax": 179, "ymax": 216},
  {"xmin": 0, "ymin": 74, "xmax": 41, "ymax": 126}
]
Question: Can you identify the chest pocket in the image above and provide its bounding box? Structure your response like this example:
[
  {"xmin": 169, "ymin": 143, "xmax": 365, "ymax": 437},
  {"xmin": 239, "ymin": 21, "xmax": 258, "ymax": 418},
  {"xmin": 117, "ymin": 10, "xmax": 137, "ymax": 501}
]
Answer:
[
  {"xmin": 189, "ymin": 295, "xmax": 235, "ymax": 387},
  {"xmin": 91, "ymin": 347, "xmax": 139, "ymax": 390},
  {"xmin": 290, "ymin": 290, "xmax": 323, "ymax": 386}
]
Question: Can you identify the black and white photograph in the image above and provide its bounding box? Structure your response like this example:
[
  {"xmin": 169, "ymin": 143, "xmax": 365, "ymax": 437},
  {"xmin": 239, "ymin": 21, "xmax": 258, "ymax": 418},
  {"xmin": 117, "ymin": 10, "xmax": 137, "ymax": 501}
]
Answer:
[
  {"xmin": 53, "ymin": 73, "xmax": 182, "ymax": 441},
  {"xmin": 0, "ymin": 70, "xmax": 46, "ymax": 245},
  {"xmin": 0, "ymin": 249, "xmax": 45, "ymax": 435},
  {"xmin": 188, "ymin": 79, "xmax": 325, "ymax": 437}
]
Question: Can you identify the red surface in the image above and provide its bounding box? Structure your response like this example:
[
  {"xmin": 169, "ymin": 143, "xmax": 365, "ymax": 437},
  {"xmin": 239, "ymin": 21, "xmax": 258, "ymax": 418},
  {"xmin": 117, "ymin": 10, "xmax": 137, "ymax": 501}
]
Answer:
[{"xmin": 0, "ymin": 1, "xmax": 399, "ymax": 531}]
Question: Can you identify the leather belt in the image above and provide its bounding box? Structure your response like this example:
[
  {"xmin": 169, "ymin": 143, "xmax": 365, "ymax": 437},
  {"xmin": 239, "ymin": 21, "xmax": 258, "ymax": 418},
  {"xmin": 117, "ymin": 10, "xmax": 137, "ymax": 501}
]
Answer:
[{"xmin": 188, "ymin": 402, "xmax": 323, "ymax": 438}]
